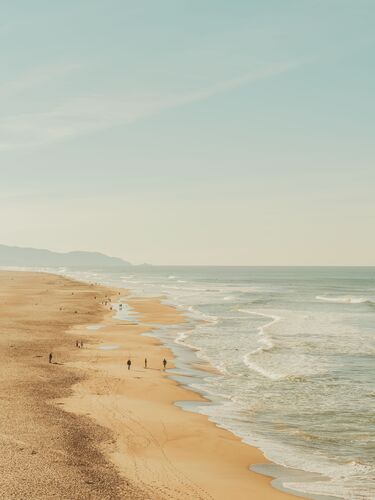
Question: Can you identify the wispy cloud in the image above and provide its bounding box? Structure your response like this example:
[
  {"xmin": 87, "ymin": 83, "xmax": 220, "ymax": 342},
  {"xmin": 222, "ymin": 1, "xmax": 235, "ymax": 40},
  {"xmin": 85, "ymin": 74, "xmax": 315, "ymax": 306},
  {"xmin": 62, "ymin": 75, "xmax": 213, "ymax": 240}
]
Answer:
[
  {"xmin": 167, "ymin": 62, "xmax": 296, "ymax": 107},
  {"xmin": 0, "ymin": 61, "xmax": 295, "ymax": 152},
  {"xmin": 0, "ymin": 64, "xmax": 79, "ymax": 100}
]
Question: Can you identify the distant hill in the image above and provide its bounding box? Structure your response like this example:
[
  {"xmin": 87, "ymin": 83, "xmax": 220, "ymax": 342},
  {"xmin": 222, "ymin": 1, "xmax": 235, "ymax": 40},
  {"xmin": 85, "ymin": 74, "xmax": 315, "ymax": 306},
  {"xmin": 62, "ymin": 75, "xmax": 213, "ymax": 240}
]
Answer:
[{"xmin": 0, "ymin": 245, "xmax": 131, "ymax": 268}]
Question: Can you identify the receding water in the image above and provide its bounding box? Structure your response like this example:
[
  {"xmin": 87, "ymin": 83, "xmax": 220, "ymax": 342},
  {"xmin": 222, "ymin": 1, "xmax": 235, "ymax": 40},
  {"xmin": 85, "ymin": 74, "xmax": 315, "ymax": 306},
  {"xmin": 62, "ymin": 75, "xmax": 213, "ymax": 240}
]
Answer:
[
  {"xmin": 98, "ymin": 344, "xmax": 120, "ymax": 350},
  {"xmin": 86, "ymin": 324, "xmax": 105, "ymax": 331}
]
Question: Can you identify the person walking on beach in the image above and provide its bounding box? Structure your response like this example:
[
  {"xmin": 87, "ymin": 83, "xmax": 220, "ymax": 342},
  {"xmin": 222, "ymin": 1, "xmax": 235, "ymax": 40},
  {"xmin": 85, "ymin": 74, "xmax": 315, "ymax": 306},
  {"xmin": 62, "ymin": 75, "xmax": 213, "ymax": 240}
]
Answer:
[
  {"xmin": 163, "ymin": 358, "xmax": 167, "ymax": 370},
  {"xmin": 49, "ymin": 353, "xmax": 53, "ymax": 364},
  {"xmin": 144, "ymin": 358, "xmax": 147, "ymax": 369},
  {"xmin": 127, "ymin": 359, "xmax": 131, "ymax": 370}
]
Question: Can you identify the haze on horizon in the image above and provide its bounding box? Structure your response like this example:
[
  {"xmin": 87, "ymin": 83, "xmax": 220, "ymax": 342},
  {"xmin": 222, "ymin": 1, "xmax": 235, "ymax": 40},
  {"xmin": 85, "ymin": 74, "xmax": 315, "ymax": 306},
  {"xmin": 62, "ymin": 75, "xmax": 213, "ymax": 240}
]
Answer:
[{"xmin": 0, "ymin": 1, "xmax": 374, "ymax": 266}]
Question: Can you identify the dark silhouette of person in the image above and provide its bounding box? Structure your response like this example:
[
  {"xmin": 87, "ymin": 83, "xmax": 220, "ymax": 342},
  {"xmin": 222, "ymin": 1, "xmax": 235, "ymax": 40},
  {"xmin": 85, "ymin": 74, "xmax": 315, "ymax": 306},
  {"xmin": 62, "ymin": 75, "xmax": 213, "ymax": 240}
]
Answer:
[
  {"xmin": 163, "ymin": 358, "xmax": 167, "ymax": 370},
  {"xmin": 127, "ymin": 359, "xmax": 131, "ymax": 370},
  {"xmin": 144, "ymin": 358, "xmax": 147, "ymax": 369},
  {"xmin": 49, "ymin": 353, "xmax": 53, "ymax": 364}
]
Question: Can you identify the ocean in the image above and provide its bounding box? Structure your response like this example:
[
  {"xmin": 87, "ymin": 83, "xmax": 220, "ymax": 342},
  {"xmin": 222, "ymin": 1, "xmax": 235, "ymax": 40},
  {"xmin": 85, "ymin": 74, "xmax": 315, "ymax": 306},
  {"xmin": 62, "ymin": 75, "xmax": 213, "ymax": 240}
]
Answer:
[{"xmin": 47, "ymin": 266, "xmax": 375, "ymax": 499}]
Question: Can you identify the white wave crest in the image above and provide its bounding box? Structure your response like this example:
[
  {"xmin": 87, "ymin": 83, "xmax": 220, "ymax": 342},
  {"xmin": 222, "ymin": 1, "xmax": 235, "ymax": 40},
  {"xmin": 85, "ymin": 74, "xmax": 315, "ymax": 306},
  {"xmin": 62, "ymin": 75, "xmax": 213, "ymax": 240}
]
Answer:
[
  {"xmin": 239, "ymin": 310, "xmax": 281, "ymax": 378},
  {"xmin": 316, "ymin": 295, "xmax": 373, "ymax": 304},
  {"xmin": 186, "ymin": 306, "xmax": 219, "ymax": 324}
]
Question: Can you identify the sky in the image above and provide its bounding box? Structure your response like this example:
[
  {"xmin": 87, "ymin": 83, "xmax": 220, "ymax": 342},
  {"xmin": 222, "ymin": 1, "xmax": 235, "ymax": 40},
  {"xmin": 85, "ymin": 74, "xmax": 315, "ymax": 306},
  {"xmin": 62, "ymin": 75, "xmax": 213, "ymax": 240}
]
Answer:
[{"xmin": 0, "ymin": 0, "xmax": 374, "ymax": 265}]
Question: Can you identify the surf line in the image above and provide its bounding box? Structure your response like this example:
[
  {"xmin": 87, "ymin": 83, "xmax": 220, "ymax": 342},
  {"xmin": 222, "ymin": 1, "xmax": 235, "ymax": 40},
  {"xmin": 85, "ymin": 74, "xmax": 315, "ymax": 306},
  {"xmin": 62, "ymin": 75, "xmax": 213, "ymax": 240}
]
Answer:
[{"xmin": 239, "ymin": 309, "xmax": 282, "ymax": 376}]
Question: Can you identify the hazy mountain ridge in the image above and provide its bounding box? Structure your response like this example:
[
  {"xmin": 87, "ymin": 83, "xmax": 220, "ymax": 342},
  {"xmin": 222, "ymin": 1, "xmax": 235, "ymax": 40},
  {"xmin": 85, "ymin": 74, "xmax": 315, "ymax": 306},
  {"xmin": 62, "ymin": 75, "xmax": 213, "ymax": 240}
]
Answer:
[{"xmin": 0, "ymin": 245, "xmax": 131, "ymax": 267}]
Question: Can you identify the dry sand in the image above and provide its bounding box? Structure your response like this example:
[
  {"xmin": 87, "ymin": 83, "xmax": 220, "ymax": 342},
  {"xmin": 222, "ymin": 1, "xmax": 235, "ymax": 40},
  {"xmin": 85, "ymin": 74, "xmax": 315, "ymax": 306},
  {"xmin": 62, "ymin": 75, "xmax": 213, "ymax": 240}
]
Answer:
[{"xmin": 0, "ymin": 271, "xmax": 304, "ymax": 500}]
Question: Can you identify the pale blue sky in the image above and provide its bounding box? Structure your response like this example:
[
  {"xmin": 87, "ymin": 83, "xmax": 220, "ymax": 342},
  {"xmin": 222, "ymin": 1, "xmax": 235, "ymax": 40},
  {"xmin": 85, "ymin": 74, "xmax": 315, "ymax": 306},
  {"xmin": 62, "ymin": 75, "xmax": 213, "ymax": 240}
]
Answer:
[{"xmin": 0, "ymin": 1, "xmax": 374, "ymax": 265}]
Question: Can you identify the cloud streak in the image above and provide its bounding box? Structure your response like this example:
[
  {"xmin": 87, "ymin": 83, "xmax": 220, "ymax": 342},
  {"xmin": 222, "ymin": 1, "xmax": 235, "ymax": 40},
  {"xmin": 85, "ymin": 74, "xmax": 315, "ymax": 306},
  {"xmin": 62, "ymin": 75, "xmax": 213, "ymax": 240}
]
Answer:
[
  {"xmin": 0, "ymin": 61, "xmax": 295, "ymax": 152},
  {"xmin": 0, "ymin": 64, "xmax": 80, "ymax": 101}
]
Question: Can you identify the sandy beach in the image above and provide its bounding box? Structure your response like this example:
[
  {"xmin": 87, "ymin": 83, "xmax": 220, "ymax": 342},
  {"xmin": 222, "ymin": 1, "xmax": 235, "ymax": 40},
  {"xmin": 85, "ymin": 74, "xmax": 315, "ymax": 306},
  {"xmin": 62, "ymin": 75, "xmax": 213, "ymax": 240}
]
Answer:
[{"xmin": 0, "ymin": 270, "xmax": 304, "ymax": 499}]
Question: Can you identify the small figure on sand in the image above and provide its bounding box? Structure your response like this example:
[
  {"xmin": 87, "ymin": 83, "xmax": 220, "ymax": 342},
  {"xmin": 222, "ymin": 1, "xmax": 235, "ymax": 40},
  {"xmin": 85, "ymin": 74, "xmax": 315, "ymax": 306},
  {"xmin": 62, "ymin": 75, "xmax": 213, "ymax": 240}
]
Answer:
[
  {"xmin": 75, "ymin": 340, "xmax": 79, "ymax": 347},
  {"xmin": 80, "ymin": 341, "xmax": 84, "ymax": 349},
  {"xmin": 127, "ymin": 359, "xmax": 131, "ymax": 370},
  {"xmin": 144, "ymin": 358, "xmax": 147, "ymax": 369},
  {"xmin": 49, "ymin": 353, "xmax": 53, "ymax": 364},
  {"xmin": 163, "ymin": 358, "xmax": 167, "ymax": 370}
]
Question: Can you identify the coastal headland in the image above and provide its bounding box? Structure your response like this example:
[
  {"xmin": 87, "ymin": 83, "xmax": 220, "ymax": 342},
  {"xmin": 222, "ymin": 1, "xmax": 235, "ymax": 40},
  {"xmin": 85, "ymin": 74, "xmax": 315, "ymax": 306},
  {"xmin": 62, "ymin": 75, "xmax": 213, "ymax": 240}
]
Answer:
[{"xmin": 0, "ymin": 271, "xmax": 303, "ymax": 499}]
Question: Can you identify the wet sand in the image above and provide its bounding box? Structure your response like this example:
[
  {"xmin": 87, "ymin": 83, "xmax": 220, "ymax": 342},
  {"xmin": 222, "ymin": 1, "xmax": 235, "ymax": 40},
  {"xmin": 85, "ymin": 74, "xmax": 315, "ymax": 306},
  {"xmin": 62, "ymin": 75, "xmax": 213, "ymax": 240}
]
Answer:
[{"xmin": 0, "ymin": 271, "xmax": 304, "ymax": 499}]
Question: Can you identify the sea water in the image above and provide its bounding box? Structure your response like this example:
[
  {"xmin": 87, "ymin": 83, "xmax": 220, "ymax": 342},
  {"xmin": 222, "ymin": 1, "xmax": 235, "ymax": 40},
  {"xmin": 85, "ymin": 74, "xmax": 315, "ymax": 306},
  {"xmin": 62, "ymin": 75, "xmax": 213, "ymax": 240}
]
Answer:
[{"xmin": 54, "ymin": 266, "xmax": 375, "ymax": 499}]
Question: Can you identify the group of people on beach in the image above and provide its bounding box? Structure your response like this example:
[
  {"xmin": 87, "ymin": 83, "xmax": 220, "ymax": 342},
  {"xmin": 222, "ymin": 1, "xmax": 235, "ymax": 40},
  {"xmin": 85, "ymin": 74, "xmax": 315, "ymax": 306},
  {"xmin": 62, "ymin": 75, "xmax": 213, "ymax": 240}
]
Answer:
[
  {"xmin": 49, "ymin": 352, "xmax": 168, "ymax": 371},
  {"xmin": 49, "ymin": 295, "xmax": 167, "ymax": 371},
  {"xmin": 126, "ymin": 358, "xmax": 167, "ymax": 370}
]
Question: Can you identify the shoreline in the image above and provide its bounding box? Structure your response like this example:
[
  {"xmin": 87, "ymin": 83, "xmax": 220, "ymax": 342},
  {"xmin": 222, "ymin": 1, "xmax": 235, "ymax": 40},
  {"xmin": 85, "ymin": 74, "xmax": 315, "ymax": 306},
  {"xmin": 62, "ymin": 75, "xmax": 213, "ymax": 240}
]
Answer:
[
  {"xmin": 60, "ymin": 276, "xmax": 304, "ymax": 499},
  {"xmin": 0, "ymin": 269, "xmax": 305, "ymax": 499}
]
